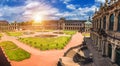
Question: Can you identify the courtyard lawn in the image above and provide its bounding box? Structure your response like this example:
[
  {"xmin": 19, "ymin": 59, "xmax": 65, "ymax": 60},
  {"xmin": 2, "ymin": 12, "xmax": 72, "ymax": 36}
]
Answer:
[
  {"xmin": 18, "ymin": 36, "xmax": 71, "ymax": 51},
  {"xmin": 82, "ymin": 33, "xmax": 90, "ymax": 37},
  {"xmin": 6, "ymin": 32, "xmax": 23, "ymax": 36},
  {"xmin": 63, "ymin": 30, "xmax": 77, "ymax": 35},
  {"xmin": 0, "ymin": 33, "xmax": 2, "ymax": 38},
  {"xmin": 0, "ymin": 41, "xmax": 30, "ymax": 61}
]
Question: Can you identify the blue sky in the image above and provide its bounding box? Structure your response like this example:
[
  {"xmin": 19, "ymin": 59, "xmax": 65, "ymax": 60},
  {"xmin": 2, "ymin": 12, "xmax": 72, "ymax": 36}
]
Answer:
[{"xmin": 0, "ymin": 0, "xmax": 106, "ymax": 22}]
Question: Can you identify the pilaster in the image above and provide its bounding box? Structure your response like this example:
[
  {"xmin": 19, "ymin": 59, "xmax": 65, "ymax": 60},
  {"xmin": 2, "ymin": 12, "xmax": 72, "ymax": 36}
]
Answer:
[
  {"xmin": 98, "ymin": 39, "xmax": 100, "ymax": 51},
  {"xmin": 113, "ymin": 12, "xmax": 118, "ymax": 31},
  {"xmin": 111, "ymin": 44, "xmax": 117, "ymax": 62},
  {"xmin": 106, "ymin": 15, "xmax": 110, "ymax": 31},
  {"xmin": 102, "ymin": 41, "xmax": 104, "ymax": 55},
  {"xmin": 105, "ymin": 42, "xmax": 109, "ymax": 56}
]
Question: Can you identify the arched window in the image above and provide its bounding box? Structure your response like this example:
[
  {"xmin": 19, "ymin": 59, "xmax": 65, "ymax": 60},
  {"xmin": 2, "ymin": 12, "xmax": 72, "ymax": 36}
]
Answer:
[
  {"xmin": 103, "ymin": 16, "xmax": 106, "ymax": 29},
  {"xmin": 118, "ymin": 14, "xmax": 120, "ymax": 31},
  {"xmin": 109, "ymin": 14, "xmax": 114, "ymax": 30}
]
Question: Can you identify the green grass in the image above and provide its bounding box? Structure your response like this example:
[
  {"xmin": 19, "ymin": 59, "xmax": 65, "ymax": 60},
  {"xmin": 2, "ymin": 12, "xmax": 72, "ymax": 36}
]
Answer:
[
  {"xmin": 0, "ymin": 33, "xmax": 2, "ymax": 38},
  {"xmin": 63, "ymin": 30, "xmax": 77, "ymax": 35},
  {"xmin": 0, "ymin": 41, "xmax": 31, "ymax": 61},
  {"xmin": 19, "ymin": 36, "xmax": 71, "ymax": 51},
  {"xmin": 6, "ymin": 32, "xmax": 23, "ymax": 36},
  {"xmin": 0, "ymin": 33, "xmax": 2, "ymax": 36},
  {"xmin": 82, "ymin": 33, "xmax": 90, "ymax": 37}
]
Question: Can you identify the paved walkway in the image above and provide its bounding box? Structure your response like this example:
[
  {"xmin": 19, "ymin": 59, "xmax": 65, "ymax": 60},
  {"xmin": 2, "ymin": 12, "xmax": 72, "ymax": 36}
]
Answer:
[
  {"xmin": 0, "ymin": 32, "xmax": 83, "ymax": 66},
  {"xmin": 86, "ymin": 38, "xmax": 117, "ymax": 66}
]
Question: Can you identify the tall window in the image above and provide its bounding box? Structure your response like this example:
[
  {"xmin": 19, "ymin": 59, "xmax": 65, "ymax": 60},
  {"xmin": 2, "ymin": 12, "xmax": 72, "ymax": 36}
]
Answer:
[
  {"xmin": 103, "ymin": 16, "xmax": 106, "ymax": 29},
  {"xmin": 118, "ymin": 14, "xmax": 120, "ymax": 31},
  {"xmin": 109, "ymin": 14, "xmax": 114, "ymax": 31}
]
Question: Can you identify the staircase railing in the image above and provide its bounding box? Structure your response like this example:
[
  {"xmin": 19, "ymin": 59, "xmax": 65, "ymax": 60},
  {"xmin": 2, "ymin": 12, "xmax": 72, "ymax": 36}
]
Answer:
[{"xmin": 63, "ymin": 44, "xmax": 82, "ymax": 57}]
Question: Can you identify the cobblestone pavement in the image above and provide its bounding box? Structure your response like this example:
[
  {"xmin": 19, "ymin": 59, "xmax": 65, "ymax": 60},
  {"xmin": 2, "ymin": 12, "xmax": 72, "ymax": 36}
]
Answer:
[{"xmin": 85, "ymin": 38, "xmax": 117, "ymax": 66}]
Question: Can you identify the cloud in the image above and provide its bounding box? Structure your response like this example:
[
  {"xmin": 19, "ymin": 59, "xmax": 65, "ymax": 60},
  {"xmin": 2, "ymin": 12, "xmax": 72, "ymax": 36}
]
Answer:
[
  {"xmin": 66, "ymin": 4, "xmax": 76, "ymax": 10},
  {"xmin": 0, "ymin": 5, "xmax": 25, "ymax": 21},
  {"xmin": 0, "ymin": 0, "xmax": 60, "ymax": 21},
  {"xmin": 60, "ymin": 0, "xmax": 72, "ymax": 4},
  {"xmin": 95, "ymin": 0, "xmax": 105, "ymax": 3},
  {"xmin": 0, "ymin": 13, "xmax": 2, "ymax": 17},
  {"xmin": 51, "ymin": 0, "xmax": 57, "ymax": 3},
  {"xmin": 53, "ymin": 5, "xmax": 98, "ymax": 20},
  {"xmin": 23, "ymin": 1, "xmax": 59, "ymax": 20},
  {"xmin": 0, "ymin": 0, "xmax": 99, "ymax": 21}
]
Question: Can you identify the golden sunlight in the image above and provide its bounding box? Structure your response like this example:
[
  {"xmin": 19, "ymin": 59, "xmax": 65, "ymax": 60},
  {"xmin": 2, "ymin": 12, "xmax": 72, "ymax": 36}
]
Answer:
[{"xmin": 33, "ymin": 14, "xmax": 42, "ymax": 23}]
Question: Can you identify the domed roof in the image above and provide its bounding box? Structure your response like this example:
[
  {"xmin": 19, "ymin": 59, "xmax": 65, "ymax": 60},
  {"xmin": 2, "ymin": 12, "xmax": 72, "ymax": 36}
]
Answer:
[
  {"xmin": 60, "ymin": 17, "xmax": 66, "ymax": 20},
  {"xmin": 85, "ymin": 20, "xmax": 92, "ymax": 24},
  {"xmin": 85, "ymin": 16, "xmax": 92, "ymax": 24}
]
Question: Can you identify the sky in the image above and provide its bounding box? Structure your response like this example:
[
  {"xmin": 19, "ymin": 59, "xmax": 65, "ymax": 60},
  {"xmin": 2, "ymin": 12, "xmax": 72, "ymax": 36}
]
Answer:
[{"xmin": 0, "ymin": 0, "xmax": 106, "ymax": 22}]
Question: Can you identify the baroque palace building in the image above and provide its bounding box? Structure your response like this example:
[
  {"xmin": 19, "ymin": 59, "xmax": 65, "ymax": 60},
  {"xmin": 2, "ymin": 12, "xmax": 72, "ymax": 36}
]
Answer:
[
  {"xmin": 0, "ymin": 18, "xmax": 92, "ymax": 32},
  {"xmin": 91, "ymin": 0, "xmax": 120, "ymax": 66},
  {"xmin": 36, "ymin": 18, "xmax": 88, "ymax": 32},
  {"xmin": 0, "ymin": 20, "xmax": 19, "ymax": 31}
]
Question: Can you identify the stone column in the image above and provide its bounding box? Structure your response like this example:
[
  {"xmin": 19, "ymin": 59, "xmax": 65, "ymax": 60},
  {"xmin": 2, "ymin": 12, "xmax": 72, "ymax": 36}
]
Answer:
[
  {"xmin": 106, "ymin": 15, "xmax": 110, "ymax": 31},
  {"xmin": 101, "ymin": 41, "xmax": 103, "ymax": 53},
  {"xmin": 111, "ymin": 44, "xmax": 117, "ymax": 63},
  {"xmin": 102, "ymin": 41, "xmax": 105, "ymax": 56},
  {"xmin": 113, "ymin": 13, "xmax": 118, "ymax": 31},
  {"xmin": 105, "ymin": 42, "xmax": 109, "ymax": 56},
  {"xmin": 98, "ymin": 39, "xmax": 101, "ymax": 51},
  {"xmin": 101, "ymin": 17, "xmax": 103, "ymax": 29},
  {"xmin": 96, "ymin": 36, "xmax": 97, "ymax": 44},
  {"xmin": 93, "ymin": 35, "xmax": 95, "ymax": 44},
  {"xmin": 94, "ymin": 36, "xmax": 95, "ymax": 44}
]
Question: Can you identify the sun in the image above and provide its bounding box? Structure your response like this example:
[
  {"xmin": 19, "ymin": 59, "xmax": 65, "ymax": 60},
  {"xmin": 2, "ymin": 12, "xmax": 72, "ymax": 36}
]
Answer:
[{"xmin": 33, "ymin": 14, "xmax": 42, "ymax": 23}]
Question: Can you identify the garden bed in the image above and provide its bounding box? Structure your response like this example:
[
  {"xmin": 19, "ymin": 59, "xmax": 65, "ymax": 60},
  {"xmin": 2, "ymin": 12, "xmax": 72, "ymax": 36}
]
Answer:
[
  {"xmin": 0, "ymin": 41, "xmax": 30, "ymax": 61},
  {"xmin": 0, "ymin": 33, "xmax": 2, "ymax": 39},
  {"xmin": 19, "ymin": 36, "xmax": 71, "ymax": 51},
  {"xmin": 6, "ymin": 32, "xmax": 23, "ymax": 37},
  {"xmin": 53, "ymin": 31, "xmax": 64, "ymax": 34},
  {"xmin": 23, "ymin": 32, "xmax": 34, "ymax": 35},
  {"xmin": 63, "ymin": 30, "xmax": 77, "ymax": 35},
  {"xmin": 35, "ymin": 34, "xmax": 57, "ymax": 38}
]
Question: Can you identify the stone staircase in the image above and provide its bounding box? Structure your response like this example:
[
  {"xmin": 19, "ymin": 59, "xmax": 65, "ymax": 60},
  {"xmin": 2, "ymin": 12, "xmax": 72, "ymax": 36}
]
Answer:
[
  {"xmin": 60, "ymin": 49, "xmax": 80, "ymax": 66},
  {"xmin": 57, "ymin": 41, "xmax": 93, "ymax": 66}
]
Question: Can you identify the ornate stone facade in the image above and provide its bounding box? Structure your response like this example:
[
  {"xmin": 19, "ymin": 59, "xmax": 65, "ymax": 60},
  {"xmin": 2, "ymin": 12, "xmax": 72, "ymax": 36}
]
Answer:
[
  {"xmin": 84, "ymin": 18, "xmax": 92, "ymax": 32},
  {"xmin": 64, "ymin": 20, "xmax": 85, "ymax": 31},
  {"xmin": 0, "ymin": 21, "xmax": 19, "ymax": 31},
  {"xmin": 38, "ymin": 18, "xmax": 86, "ymax": 31},
  {"xmin": 0, "ymin": 20, "xmax": 9, "ymax": 31},
  {"xmin": 91, "ymin": 0, "xmax": 120, "ymax": 66}
]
